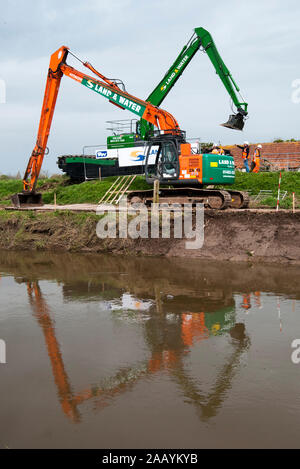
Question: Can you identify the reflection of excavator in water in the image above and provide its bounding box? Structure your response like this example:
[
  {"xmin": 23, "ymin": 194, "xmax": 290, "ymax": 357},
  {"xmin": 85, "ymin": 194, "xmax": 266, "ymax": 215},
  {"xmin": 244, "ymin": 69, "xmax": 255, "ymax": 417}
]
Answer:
[
  {"xmin": 12, "ymin": 30, "xmax": 249, "ymax": 210},
  {"xmin": 25, "ymin": 279, "xmax": 250, "ymax": 423},
  {"xmin": 241, "ymin": 291, "xmax": 262, "ymax": 311}
]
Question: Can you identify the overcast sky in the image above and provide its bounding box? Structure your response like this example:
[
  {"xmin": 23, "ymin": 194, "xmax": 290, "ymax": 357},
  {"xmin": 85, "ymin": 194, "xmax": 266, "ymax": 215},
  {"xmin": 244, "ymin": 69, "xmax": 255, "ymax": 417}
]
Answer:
[{"xmin": 0, "ymin": 0, "xmax": 299, "ymax": 175}]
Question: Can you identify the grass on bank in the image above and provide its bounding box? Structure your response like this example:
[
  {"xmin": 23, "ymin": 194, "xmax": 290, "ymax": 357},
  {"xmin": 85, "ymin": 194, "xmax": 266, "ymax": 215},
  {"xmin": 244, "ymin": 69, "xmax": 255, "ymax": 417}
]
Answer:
[
  {"xmin": 0, "ymin": 171, "xmax": 299, "ymax": 209},
  {"xmin": 0, "ymin": 175, "xmax": 149, "ymax": 207},
  {"xmin": 0, "ymin": 208, "xmax": 103, "ymax": 225},
  {"xmin": 222, "ymin": 171, "xmax": 300, "ymax": 209},
  {"xmin": 42, "ymin": 176, "xmax": 150, "ymax": 205},
  {"xmin": 225, "ymin": 171, "xmax": 300, "ymax": 196}
]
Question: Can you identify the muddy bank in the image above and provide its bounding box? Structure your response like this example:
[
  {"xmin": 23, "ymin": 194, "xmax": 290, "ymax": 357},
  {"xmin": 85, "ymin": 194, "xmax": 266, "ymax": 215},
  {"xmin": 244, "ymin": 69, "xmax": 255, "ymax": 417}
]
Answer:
[
  {"xmin": 1, "ymin": 250, "xmax": 300, "ymax": 298},
  {"xmin": 0, "ymin": 210, "xmax": 299, "ymax": 264}
]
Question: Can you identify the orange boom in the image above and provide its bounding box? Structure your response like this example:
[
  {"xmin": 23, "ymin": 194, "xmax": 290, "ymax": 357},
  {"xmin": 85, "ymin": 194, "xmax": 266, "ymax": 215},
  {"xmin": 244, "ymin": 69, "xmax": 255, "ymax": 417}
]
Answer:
[{"xmin": 12, "ymin": 46, "xmax": 181, "ymax": 206}]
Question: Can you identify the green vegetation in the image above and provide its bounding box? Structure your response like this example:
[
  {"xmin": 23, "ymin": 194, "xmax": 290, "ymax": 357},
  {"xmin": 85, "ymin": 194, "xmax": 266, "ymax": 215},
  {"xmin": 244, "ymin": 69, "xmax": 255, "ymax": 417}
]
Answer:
[
  {"xmin": 0, "ymin": 179, "xmax": 23, "ymax": 204},
  {"xmin": 224, "ymin": 171, "xmax": 300, "ymax": 208},
  {"xmin": 0, "ymin": 171, "xmax": 299, "ymax": 209},
  {"xmin": 0, "ymin": 208, "xmax": 103, "ymax": 225},
  {"xmin": 0, "ymin": 175, "xmax": 66, "ymax": 206},
  {"xmin": 0, "ymin": 175, "xmax": 149, "ymax": 206},
  {"xmin": 42, "ymin": 176, "xmax": 149, "ymax": 205},
  {"xmin": 226, "ymin": 171, "xmax": 300, "ymax": 196},
  {"xmin": 273, "ymin": 138, "xmax": 300, "ymax": 143}
]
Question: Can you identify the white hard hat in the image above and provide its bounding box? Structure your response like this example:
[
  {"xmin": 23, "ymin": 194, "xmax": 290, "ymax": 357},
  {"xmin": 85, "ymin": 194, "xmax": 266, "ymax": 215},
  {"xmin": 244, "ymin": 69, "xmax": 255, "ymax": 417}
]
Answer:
[
  {"xmin": 213, "ymin": 143, "xmax": 218, "ymax": 147},
  {"xmin": 257, "ymin": 144, "xmax": 262, "ymax": 149},
  {"xmin": 244, "ymin": 141, "xmax": 249, "ymax": 145}
]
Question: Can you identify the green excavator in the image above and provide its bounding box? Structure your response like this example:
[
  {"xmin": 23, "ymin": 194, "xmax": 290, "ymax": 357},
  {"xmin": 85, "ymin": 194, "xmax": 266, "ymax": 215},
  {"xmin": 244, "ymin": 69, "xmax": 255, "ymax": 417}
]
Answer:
[
  {"xmin": 105, "ymin": 26, "xmax": 250, "ymax": 209},
  {"xmin": 107, "ymin": 26, "xmax": 248, "ymax": 151}
]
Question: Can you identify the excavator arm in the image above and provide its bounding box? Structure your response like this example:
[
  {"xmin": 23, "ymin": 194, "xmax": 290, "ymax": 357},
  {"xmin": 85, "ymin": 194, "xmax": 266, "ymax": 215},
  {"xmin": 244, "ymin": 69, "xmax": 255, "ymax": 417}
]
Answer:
[
  {"xmin": 139, "ymin": 27, "xmax": 248, "ymax": 139},
  {"xmin": 13, "ymin": 46, "xmax": 181, "ymax": 205},
  {"xmin": 195, "ymin": 27, "xmax": 248, "ymax": 130},
  {"xmin": 19, "ymin": 48, "xmax": 67, "ymax": 201}
]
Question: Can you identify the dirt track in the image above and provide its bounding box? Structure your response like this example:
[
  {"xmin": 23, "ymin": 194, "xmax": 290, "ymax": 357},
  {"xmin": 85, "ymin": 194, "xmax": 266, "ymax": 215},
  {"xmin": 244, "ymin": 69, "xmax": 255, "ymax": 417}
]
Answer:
[{"xmin": 0, "ymin": 209, "xmax": 299, "ymax": 264}]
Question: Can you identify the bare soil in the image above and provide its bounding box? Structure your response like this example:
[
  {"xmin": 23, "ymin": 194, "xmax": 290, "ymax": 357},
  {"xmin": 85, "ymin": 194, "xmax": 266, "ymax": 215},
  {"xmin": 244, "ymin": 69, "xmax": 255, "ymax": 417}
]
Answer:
[{"xmin": 0, "ymin": 209, "xmax": 299, "ymax": 264}]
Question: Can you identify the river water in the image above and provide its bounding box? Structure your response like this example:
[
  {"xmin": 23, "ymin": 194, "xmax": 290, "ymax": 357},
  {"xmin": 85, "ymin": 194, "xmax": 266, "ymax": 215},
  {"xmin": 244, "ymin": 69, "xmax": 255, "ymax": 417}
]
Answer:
[{"xmin": 0, "ymin": 251, "xmax": 299, "ymax": 449}]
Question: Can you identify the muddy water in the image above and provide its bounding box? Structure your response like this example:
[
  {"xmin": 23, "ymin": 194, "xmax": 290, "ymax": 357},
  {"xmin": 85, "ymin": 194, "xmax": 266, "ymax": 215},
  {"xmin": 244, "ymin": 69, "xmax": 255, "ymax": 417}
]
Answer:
[{"xmin": 0, "ymin": 251, "xmax": 300, "ymax": 449}]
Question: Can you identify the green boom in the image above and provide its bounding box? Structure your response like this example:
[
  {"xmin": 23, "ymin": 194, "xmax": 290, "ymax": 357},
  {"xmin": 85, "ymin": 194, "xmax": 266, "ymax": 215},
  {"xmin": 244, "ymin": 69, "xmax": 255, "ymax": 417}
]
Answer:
[{"xmin": 139, "ymin": 27, "xmax": 248, "ymax": 138}]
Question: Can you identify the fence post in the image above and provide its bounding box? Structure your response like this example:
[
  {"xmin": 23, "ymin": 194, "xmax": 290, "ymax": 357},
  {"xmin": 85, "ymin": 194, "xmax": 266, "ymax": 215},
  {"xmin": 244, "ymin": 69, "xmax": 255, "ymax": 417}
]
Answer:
[
  {"xmin": 153, "ymin": 179, "xmax": 160, "ymax": 204},
  {"xmin": 276, "ymin": 172, "xmax": 282, "ymax": 211},
  {"xmin": 293, "ymin": 192, "xmax": 295, "ymax": 213}
]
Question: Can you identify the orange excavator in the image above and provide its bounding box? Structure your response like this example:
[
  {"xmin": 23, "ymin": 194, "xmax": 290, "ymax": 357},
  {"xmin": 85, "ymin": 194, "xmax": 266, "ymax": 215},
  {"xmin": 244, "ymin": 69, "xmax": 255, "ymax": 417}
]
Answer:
[
  {"xmin": 12, "ymin": 46, "xmax": 248, "ymax": 209},
  {"xmin": 12, "ymin": 46, "xmax": 180, "ymax": 206}
]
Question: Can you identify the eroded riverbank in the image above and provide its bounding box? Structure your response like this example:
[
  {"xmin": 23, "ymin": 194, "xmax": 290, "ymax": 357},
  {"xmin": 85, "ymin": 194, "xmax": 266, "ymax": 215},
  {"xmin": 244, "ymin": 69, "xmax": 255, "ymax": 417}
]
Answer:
[{"xmin": 0, "ymin": 209, "xmax": 299, "ymax": 264}]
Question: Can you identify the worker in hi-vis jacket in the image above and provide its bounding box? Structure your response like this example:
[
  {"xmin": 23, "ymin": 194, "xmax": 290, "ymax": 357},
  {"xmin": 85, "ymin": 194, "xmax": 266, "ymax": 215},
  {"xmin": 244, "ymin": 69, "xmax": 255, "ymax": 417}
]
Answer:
[
  {"xmin": 211, "ymin": 143, "xmax": 225, "ymax": 155},
  {"xmin": 236, "ymin": 141, "xmax": 250, "ymax": 172},
  {"xmin": 251, "ymin": 144, "xmax": 262, "ymax": 173}
]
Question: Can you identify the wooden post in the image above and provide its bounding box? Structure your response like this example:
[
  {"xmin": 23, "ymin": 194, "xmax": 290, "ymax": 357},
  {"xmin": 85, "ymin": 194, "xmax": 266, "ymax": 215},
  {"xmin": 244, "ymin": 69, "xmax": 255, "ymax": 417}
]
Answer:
[
  {"xmin": 99, "ymin": 167, "xmax": 102, "ymax": 181},
  {"xmin": 153, "ymin": 179, "xmax": 160, "ymax": 204},
  {"xmin": 276, "ymin": 172, "xmax": 281, "ymax": 212},
  {"xmin": 54, "ymin": 192, "xmax": 57, "ymax": 208},
  {"xmin": 292, "ymin": 192, "xmax": 295, "ymax": 213},
  {"xmin": 154, "ymin": 285, "xmax": 163, "ymax": 314}
]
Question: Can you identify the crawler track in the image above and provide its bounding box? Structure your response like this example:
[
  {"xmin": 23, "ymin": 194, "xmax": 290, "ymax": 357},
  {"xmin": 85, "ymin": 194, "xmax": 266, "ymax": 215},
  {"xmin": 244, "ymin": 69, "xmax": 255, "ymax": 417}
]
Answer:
[
  {"xmin": 227, "ymin": 190, "xmax": 250, "ymax": 209},
  {"xmin": 127, "ymin": 187, "xmax": 233, "ymax": 210}
]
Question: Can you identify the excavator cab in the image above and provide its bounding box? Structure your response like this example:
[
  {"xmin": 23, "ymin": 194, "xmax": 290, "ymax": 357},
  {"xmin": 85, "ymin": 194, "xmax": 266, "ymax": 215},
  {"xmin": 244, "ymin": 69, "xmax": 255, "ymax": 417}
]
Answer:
[{"xmin": 145, "ymin": 134, "xmax": 182, "ymax": 184}]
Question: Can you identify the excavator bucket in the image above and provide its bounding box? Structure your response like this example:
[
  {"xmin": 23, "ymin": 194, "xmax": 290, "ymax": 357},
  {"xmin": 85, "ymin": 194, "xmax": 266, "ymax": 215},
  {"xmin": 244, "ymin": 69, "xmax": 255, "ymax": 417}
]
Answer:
[
  {"xmin": 11, "ymin": 192, "xmax": 43, "ymax": 208},
  {"xmin": 221, "ymin": 112, "xmax": 245, "ymax": 131}
]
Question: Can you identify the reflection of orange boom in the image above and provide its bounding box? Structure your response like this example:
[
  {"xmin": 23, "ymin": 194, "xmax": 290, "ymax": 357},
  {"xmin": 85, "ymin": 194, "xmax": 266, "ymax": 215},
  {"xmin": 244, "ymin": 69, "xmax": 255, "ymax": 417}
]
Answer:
[
  {"xmin": 27, "ymin": 282, "xmax": 81, "ymax": 422},
  {"xmin": 181, "ymin": 313, "xmax": 209, "ymax": 346},
  {"xmin": 26, "ymin": 282, "xmax": 186, "ymax": 422}
]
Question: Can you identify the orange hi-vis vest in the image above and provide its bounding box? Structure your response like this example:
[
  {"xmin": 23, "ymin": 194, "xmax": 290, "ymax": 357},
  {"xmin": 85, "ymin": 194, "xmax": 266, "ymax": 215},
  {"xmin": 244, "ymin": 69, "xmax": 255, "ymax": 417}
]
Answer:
[
  {"xmin": 254, "ymin": 148, "xmax": 261, "ymax": 159},
  {"xmin": 253, "ymin": 148, "xmax": 261, "ymax": 173},
  {"xmin": 242, "ymin": 147, "xmax": 249, "ymax": 159}
]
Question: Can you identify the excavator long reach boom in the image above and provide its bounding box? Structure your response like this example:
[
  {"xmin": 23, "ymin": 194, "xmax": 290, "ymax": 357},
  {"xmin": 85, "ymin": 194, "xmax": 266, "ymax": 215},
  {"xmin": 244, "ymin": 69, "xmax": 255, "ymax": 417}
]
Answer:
[
  {"xmin": 12, "ymin": 46, "xmax": 181, "ymax": 206},
  {"xmin": 139, "ymin": 27, "xmax": 248, "ymax": 139}
]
